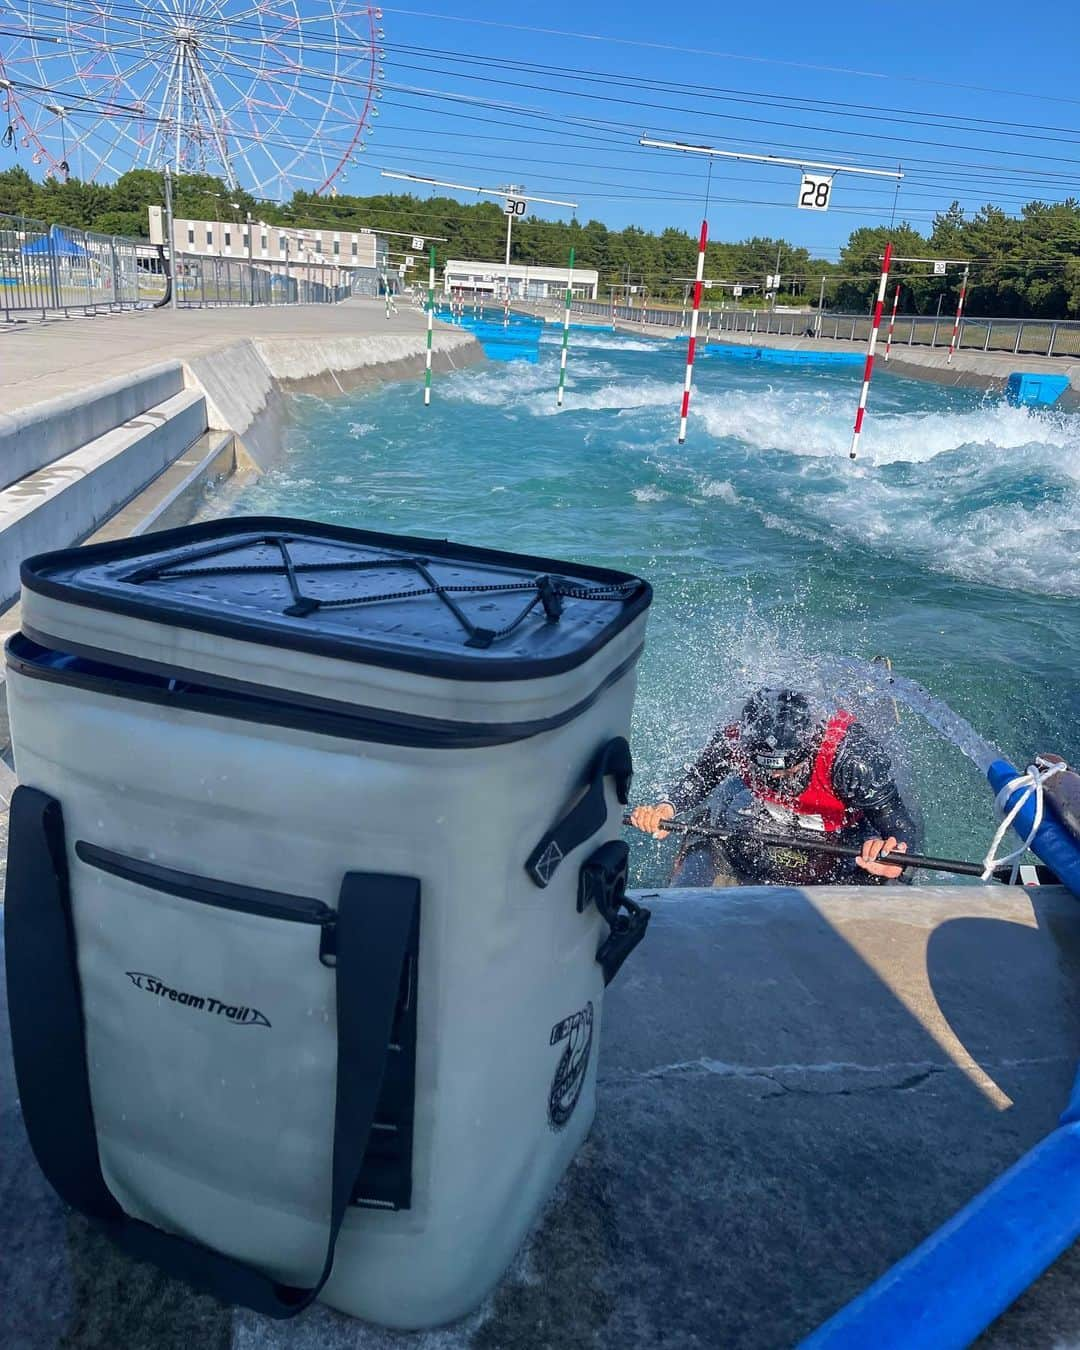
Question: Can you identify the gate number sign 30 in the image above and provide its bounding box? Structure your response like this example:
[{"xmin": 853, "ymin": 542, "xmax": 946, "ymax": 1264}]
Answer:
[
  {"xmin": 797, "ymin": 174, "xmax": 833, "ymax": 211},
  {"xmin": 505, "ymin": 198, "xmax": 527, "ymax": 216}
]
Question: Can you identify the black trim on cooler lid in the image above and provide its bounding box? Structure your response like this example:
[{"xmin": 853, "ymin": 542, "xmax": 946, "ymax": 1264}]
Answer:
[
  {"xmin": 7, "ymin": 632, "xmax": 644, "ymax": 751},
  {"xmin": 19, "ymin": 516, "xmax": 652, "ymax": 683}
]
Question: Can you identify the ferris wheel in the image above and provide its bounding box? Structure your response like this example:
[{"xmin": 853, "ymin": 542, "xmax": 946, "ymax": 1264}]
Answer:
[{"xmin": 0, "ymin": 0, "xmax": 385, "ymax": 195}]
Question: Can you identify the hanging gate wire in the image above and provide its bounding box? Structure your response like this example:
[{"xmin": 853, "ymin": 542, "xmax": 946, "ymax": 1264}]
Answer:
[{"xmin": 125, "ymin": 534, "xmax": 643, "ymax": 650}]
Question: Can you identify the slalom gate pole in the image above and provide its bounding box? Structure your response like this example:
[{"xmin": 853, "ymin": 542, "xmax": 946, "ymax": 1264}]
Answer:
[
  {"xmin": 424, "ymin": 244, "xmax": 435, "ymax": 407},
  {"xmin": 947, "ymin": 264, "xmax": 969, "ymax": 365},
  {"xmin": 677, "ymin": 220, "xmax": 708, "ymax": 444},
  {"xmin": 848, "ymin": 241, "xmax": 892, "ymax": 461},
  {"xmin": 557, "ymin": 246, "xmax": 575, "ymax": 408},
  {"xmin": 884, "ymin": 283, "xmax": 900, "ymax": 360}
]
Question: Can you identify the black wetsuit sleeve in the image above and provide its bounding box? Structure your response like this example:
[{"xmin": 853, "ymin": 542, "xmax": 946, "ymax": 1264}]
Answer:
[
  {"xmin": 831, "ymin": 723, "xmax": 919, "ymax": 843},
  {"xmin": 667, "ymin": 728, "xmax": 737, "ymax": 816}
]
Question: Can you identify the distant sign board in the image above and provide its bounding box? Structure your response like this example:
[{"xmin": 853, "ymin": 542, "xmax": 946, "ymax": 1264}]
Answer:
[
  {"xmin": 703, "ymin": 280, "xmax": 713, "ymax": 289},
  {"xmin": 797, "ymin": 173, "xmax": 833, "ymax": 211},
  {"xmin": 504, "ymin": 198, "xmax": 527, "ymax": 217},
  {"xmin": 934, "ymin": 260, "xmax": 948, "ymax": 275},
  {"xmin": 405, "ymin": 255, "xmax": 415, "ymax": 267},
  {"xmin": 733, "ymin": 285, "xmax": 743, "ymax": 297},
  {"xmin": 412, "ymin": 236, "xmax": 424, "ymax": 250}
]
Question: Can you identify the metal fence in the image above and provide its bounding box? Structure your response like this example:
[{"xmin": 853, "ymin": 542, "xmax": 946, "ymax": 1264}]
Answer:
[
  {"xmin": 554, "ymin": 296, "xmax": 1080, "ymax": 359},
  {"xmin": 2, "ymin": 212, "xmax": 360, "ymax": 320},
  {"xmin": 173, "ymin": 252, "xmax": 352, "ymax": 307},
  {"xmin": 1, "ymin": 213, "xmax": 167, "ymax": 320}
]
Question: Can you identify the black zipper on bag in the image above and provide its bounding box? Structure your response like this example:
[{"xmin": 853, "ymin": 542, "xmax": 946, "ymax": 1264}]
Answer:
[
  {"xmin": 9, "ymin": 632, "xmax": 643, "ymax": 751},
  {"xmin": 74, "ymin": 841, "xmax": 339, "ymax": 962}
]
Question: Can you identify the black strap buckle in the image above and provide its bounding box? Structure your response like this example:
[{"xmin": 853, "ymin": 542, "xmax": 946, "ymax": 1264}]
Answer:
[
  {"xmin": 578, "ymin": 839, "xmax": 651, "ymax": 986},
  {"xmin": 525, "ymin": 737, "xmax": 633, "ymax": 889}
]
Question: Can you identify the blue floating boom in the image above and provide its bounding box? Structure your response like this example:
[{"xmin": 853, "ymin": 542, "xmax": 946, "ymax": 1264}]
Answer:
[
  {"xmin": 799, "ymin": 1069, "xmax": 1080, "ymax": 1350},
  {"xmin": 986, "ymin": 758, "xmax": 1080, "ymax": 900}
]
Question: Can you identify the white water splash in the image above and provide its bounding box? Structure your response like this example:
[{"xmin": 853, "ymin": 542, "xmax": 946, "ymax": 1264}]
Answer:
[
  {"xmin": 694, "ymin": 386, "xmax": 1078, "ymax": 466},
  {"xmin": 539, "ymin": 331, "xmax": 676, "ymax": 352}
]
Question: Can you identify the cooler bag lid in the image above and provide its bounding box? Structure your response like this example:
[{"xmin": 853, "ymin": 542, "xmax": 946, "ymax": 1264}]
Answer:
[{"xmin": 19, "ymin": 517, "xmax": 651, "ymax": 682}]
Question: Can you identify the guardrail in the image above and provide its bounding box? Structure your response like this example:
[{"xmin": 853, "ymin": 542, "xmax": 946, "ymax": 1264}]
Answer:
[
  {"xmin": 173, "ymin": 252, "xmax": 354, "ymax": 308},
  {"xmin": 1, "ymin": 213, "xmax": 166, "ymax": 320},
  {"xmin": 2, "ymin": 212, "xmax": 362, "ymax": 321},
  {"xmin": 549, "ymin": 296, "xmax": 1080, "ymax": 359}
]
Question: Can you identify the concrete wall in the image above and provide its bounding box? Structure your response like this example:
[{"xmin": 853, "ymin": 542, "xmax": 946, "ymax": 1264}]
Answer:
[{"xmin": 184, "ymin": 330, "xmax": 483, "ymax": 470}]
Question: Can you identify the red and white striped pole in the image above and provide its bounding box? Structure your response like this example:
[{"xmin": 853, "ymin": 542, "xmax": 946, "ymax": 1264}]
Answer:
[
  {"xmin": 677, "ymin": 219, "xmax": 708, "ymax": 445},
  {"xmin": 947, "ymin": 264, "xmax": 969, "ymax": 365},
  {"xmin": 848, "ymin": 241, "xmax": 892, "ymax": 461},
  {"xmin": 884, "ymin": 283, "xmax": 900, "ymax": 361}
]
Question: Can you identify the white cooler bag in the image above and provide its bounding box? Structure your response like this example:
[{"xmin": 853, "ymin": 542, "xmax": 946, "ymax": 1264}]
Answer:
[{"xmin": 4, "ymin": 517, "xmax": 652, "ymax": 1328}]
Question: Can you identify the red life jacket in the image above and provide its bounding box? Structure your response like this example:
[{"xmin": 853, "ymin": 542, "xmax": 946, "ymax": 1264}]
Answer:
[{"xmin": 726, "ymin": 710, "xmax": 861, "ymax": 834}]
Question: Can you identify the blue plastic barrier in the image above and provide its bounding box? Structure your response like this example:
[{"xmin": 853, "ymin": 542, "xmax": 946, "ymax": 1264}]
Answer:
[
  {"xmin": 1005, "ymin": 373, "xmax": 1069, "ymax": 408},
  {"xmin": 702, "ymin": 343, "xmax": 863, "ymax": 368}
]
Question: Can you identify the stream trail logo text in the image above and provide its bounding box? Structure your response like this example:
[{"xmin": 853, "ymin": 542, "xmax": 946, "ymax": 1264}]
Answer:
[{"xmin": 126, "ymin": 972, "xmax": 271, "ymax": 1028}]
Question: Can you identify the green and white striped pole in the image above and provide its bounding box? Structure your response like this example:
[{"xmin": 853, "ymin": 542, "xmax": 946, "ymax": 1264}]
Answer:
[
  {"xmin": 556, "ymin": 247, "xmax": 575, "ymax": 408},
  {"xmin": 424, "ymin": 244, "xmax": 435, "ymax": 407}
]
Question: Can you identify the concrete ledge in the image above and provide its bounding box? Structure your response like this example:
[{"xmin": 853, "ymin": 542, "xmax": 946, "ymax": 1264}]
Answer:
[
  {"xmin": 0, "ymin": 388, "xmax": 206, "ymax": 607},
  {"xmin": 3, "ymin": 883, "xmax": 1080, "ymax": 1346},
  {"xmin": 0, "ymin": 361, "xmax": 185, "ymax": 491},
  {"xmin": 85, "ymin": 429, "xmax": 239, "ymax": 543}
]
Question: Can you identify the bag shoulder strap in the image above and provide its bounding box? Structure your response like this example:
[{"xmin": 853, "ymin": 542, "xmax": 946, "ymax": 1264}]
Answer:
[{"xmin": 4, "ymin": 785, "xmax": 419, "ymax": 1320}]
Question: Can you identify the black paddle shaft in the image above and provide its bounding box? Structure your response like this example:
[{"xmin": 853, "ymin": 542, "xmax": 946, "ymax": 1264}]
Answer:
[{"xmin": 623, "ymin": 816, "xmax": 990, "ymax": 878}]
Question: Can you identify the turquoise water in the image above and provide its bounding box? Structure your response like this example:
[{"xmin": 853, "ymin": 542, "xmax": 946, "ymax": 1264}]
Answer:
[{"xmin": 220, "ymin": 327, "xmax": 1080, "ymax": 885}]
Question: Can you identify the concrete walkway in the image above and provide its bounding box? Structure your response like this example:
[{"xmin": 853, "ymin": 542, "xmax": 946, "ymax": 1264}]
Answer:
[
  {"xmin": 4, "ymin": 865, "xmax": 1080, "ymax": 1347},
  {"xmin": 0, "ymin": 298, "xmax": 439, "ymax": 414}
]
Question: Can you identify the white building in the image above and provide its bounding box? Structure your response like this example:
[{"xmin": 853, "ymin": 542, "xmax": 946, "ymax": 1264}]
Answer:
[
  {"xmin": 170, "ymin": 217, "xmax": 392, "ymax": 294},
  {"xmin": 443, "ymin": 260, "xmax": 598, "ymax": 301},
  {"xmin": 174, "ymin": 217, "xmax": 386, "ymax": 268}
]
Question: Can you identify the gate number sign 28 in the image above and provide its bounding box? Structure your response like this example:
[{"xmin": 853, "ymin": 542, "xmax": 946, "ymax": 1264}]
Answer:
[{"xmin": 797, "ymin": 174, "xmax": 833, "ymax": 211}]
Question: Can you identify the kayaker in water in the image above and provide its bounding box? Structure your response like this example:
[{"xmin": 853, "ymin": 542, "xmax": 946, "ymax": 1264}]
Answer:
[{"xmin": 629, "ymin": 686, "xmax": 919, "ymax": 886}]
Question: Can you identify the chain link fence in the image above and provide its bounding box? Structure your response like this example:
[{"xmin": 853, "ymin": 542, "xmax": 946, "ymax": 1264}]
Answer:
[{"xmin": 545, "ymin": 296, "xmax": 1080, "ymax": 358}]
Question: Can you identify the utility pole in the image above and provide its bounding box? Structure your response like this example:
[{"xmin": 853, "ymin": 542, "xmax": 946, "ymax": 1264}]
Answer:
[
  {"xmin": 502, "ymin": 182, "xmax": 523, "ymax": 270},
  {"xmin": 816, "ymin": 275, "xmax": 826, "ymax": 336},
  {"xmin": 163, "ymin": 164, "xmax": 178, "ymax": 311},
  {"xmin": 246, "ymin": 209, "xmax": 254, "ymax": 305}
]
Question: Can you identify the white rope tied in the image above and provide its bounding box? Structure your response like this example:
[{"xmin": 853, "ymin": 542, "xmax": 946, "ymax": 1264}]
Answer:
[{"xmin": 980, "ymin": 758, "xmax": 1066, "ymax": 882}]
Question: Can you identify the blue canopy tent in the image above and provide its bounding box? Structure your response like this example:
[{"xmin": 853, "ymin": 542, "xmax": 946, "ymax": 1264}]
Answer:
[{"xmin": 21, "ymin": 228, "xmax": 88, "ymax": 258}]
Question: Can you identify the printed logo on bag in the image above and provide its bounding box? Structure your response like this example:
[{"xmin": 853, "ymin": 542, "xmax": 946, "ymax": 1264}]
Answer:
[
  {"xmin": 126, "ymin": 972, "xmax": 271, "ymax": 1028},
  {"xmin": 548, "ymin": 1001, "xmax": 593, "ymax": 1130}
]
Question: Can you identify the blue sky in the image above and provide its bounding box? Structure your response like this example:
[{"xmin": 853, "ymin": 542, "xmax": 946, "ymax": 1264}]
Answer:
[
  {"xmin": 350, "ymin": 0, "xmax": 1080, "ymax": 254},
  {"xmin": 4, "ymin": 0, "xmax": 1080, "ymax": 256}
]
